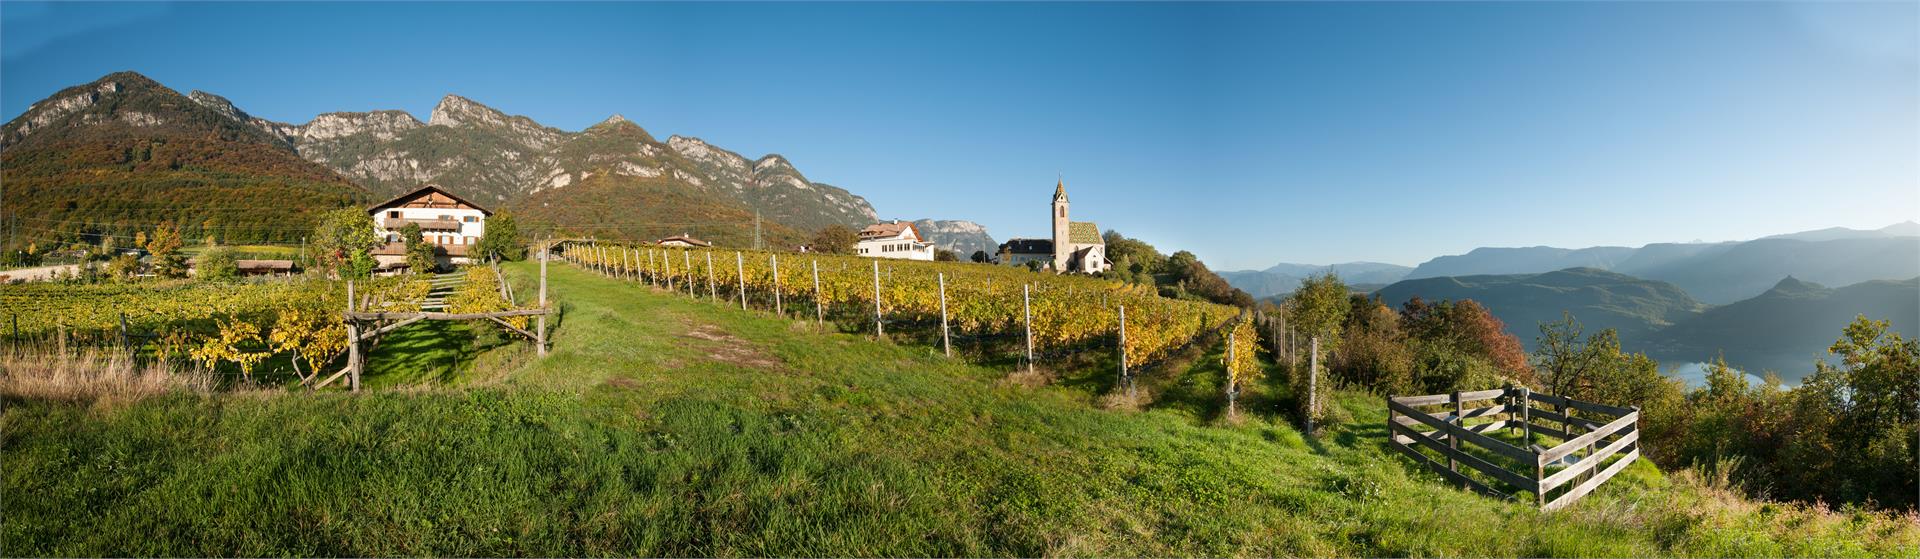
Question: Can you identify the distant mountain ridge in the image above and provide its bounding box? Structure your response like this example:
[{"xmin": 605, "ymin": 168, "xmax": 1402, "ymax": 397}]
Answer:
[
  {"xmin": 910, "ymin": 219, "xmax": 997, "ymax": 257},
  {"xmin": 1, "ymin": 71, "xmax": 882, "ymax": 247},
  {"xmin": 1404, "ymin": 222, "xmax": 1920, "ymax": 303},
  {"xmin": 1374, "ymin": 267, "xmax": 1706, "ymax": 349},
  {"xmin": 1637, "ymin": 276, "xmax": 1920, "ymax": 378},
  {"xmin": 1221, "ymin": 261, "xmax": 1412, "ymax": 298}
]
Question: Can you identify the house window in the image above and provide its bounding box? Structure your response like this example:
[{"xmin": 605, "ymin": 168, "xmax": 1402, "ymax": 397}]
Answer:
[
  {"xmin": 465, "ymin": 236, "xmax": 477, "ymax": 245},
  {"xmin": 388, "ymin": 211, "xmax": 400, "ymax": 218},
  {"xmin": 463, "ymin": 216, "xmax": 478, "ymax": 223},
  {"xmin": 387, "ymin": 234, "xmax": 399, "ymax": 243}
]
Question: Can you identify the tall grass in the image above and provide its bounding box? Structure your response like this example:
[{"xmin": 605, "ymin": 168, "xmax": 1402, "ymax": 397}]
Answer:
[{"xmin": 0, "ymin": 348, "xmax": 211, "ymax": 402}]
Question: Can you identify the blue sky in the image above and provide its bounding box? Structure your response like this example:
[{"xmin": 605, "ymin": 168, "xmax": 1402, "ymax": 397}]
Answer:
[{"xmin": 3, "ymin": 1, "xmax": 1915, "ymax": 270}]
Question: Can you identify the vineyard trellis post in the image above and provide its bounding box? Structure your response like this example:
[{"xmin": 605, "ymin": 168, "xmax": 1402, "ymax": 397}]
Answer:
[
  {"xmin": 117, "ymin": 313, "xmax": 129, "ymax": 352},
  {"xmin": 707, "ymin": 252, "xmax": 717, "ymax": 300},
  {"xmin": 1227, "ymin": 329, "xmax": 1239, "ymax": 417},
  {"xmin": 812, "ymin": 259, "xmax": 823, "ymax": 326},
  {"xmin": 622, "ymin": 248, "xmax": 631, "ymax": 282},
  {"xmin": 1023, "ymin": 283, "xmax": 1033, "ymax": 372},
  {"xmin": 683, "ymin": 250, "xmax": 692, "ymax": 297},
  {"xmin": 649, "ymin": 249, "xmax": 658, "ymax": 287},
  {"xmin": 772, "ymin": 253, "xmax": 782, "ymax": 316},
  {"xmin": 665, "ymin": 248, "xmax": 675, "ymax": 292},
  {"xmin": 1119, "ymin": 305, "xmax": 1131, "ymax": 398},
  {"xmin": 938, "ymin": 272, "xmax": 950, "ymax": 357},
  {"xmin": 1307, "ymin": 335, "xmax": 1320, "ymax": 433},
  {"xmin": 871, "ymin": 259, "xmax": 883, "ymax": 337},
  {"xmin": 537, "ymin": 248, "xmax": 548, "ymax": 357},
  {"xmin": 736, "ymin": 252, "xmax": 747, "ymax": 310}
]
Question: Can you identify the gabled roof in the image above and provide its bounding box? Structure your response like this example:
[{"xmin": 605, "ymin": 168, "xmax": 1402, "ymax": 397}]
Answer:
[
  {"xmin": 1068, "ymin": 222, "xmax": 1102, "ymax": 245},
  {"xmin": 1001, "ymin": 238, "xmax": 1053, "ymax": 254},
  {"xmin": 657, "ymin": 233, "xmax": 712, "ymax": 247},
  {"xmin": 367, "ymin": 184, "xmax": 493, "ymax": 216},
  {"xmin": 1053, "ymin": 178, "xmax": 1068, "ymax": 203},
  {"xmin": 859, "ymin": 221, "xmax": 922, "ymax": 242}
]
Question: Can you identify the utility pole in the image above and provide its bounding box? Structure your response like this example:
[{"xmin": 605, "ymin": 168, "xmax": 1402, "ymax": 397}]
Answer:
[{"xmin": 752, "ymin": 211, "xmax": 764, "ymax": 251}]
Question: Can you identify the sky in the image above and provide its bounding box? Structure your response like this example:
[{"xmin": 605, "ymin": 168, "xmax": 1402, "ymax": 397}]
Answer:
[{"xmin": 3, "ymin": 1, "xmax": 1915, "ymax": 270}]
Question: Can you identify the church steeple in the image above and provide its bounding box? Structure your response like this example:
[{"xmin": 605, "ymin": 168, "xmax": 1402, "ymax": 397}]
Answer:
[{"xmin": 1051, "ymin": 176, "xmax": 1071, "ymax": 271}]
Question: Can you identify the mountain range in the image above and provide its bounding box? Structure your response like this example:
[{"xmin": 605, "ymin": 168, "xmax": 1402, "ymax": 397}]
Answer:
[
  {"xmin": 1220, "ymin": 262, "xmax": 1413, "ymax": 298},
  {"xmin": 2, "ymin": 71, "xmax": 879, "ymax": 248},
  {"xmin": 910, "ymin": 219, "xmax": 997, "ymax": 257},
  {"xmin": 1401, "ymin": 223, "xmax": 1920, "ymax": 304}
]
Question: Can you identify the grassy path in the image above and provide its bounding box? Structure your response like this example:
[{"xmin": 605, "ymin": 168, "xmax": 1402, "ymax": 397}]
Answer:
[{"xmin": 2, "ymin": 261, "xmax": 1913, "ymax": 556}]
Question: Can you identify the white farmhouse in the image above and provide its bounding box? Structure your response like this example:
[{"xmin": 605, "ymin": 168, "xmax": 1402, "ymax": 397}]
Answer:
[
  {"xmin": 368, "ymin": 184, "xmax": 491, "ymax": 270},
  {"xmin": 856, "ymin": 220, "xmax": 935, "ymax": 261}
]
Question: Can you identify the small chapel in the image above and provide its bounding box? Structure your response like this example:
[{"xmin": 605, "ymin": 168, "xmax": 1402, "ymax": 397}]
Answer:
[{"xmin": 997, "ymin": 179, "xmax": 1110, "ymax": 274}]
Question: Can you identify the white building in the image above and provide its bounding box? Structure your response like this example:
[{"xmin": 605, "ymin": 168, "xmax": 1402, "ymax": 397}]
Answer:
[
  {"xmin": 368, "ymin": 184, "xmax": 491, "ymax": 270},
  {"xmin": 856, "ymin": 220, "xmax": 935, "ymax": 261},
  {"xmin": 656, "ymin": 234, "xmax": 712, "ymax": 248},
  {"xmin": 999, "ymin": 179, "xmax": 1109, "ymax": 274}
]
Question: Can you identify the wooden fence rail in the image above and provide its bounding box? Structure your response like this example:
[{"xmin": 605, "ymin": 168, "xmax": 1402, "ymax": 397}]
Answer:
[{"xmin": 1387, "ymin": 386, "xmax": 1640, "ymax": 511}]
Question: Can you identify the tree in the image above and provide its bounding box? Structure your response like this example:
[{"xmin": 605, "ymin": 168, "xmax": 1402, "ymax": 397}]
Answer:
[
  {"xmin": 311, "ymin": 208, "xmax": 380, "ymax": 279},
  {"xmin": 474, "ymin": 213, "xmax": 524, "ymax": 262},
  {"xmin": 1401, "ymin": 297, "xmax": 1534, "ymax": 385},
  {"xmin": 934, "ymin": 249, "xmax": 959, "ymax": 262},
  {"xmin": 970, "ymin": 250, "xmax": 990, "ymax": 263},
  {"xmin": 401, "ymin": 223, "xmax": 436, "ymax": 273},
  {"xmin": 1777, "ymin": 316, "xmax": 1919, "ymax": 506},
  {"xmin": 197, "ymin": 246, "xmax": 239, "ymax": 281},
  {"xmin": 144, "ymin": 221, "xmax": 186, "ymax": 278},
  {"xmin": 809, "ymin": 225, "xmax": 858, "ymax": 255},
  {"xmin": 1286, "ymin": 272, "xmax": 1353, "ymax": 355}
]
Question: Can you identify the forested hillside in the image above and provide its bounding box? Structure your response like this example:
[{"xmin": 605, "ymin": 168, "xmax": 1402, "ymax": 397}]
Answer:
[{"xmin": 0, "ymin": 72, "xmax": 367, "ymax": 248}]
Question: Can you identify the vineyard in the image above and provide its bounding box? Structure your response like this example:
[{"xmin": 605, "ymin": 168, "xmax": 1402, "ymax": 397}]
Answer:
[
  {"xmin": 555, "ymin": 241, "xmax": 1243, "ymax": 374},
  {"xmin": 0, "ymin": 273, "xmax": 507, "ymax": 385}
]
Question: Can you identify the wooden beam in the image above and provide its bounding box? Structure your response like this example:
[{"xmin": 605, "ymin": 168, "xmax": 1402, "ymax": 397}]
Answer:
[
  {"xmin": 1541, "ymin": 411, "xmax": 1638, "ymax": 464},
  {"xmin": 345, "ymin": 309, "xmax": 549, "ymax": 321},
  {"xmin": 356, "ymin": 315, "xmax": 427, "ymax": 341},
  {"xmin": 1540, "ymin": 428, "xmax": 1640, "ymax": 492},
  {"xmin": 1529, "ymin": 392, "xmax": 1636, "ymax": 418},
  {"xmin": 1543, "ymin": 448, "xmax": 1640, "ymax": 512},
  {"xmin": 1391, "ymin": 421, "xmax": 1538, "ymax": 491},
  {"xmin": 485, "ymin": 315, "xmax": 539, "ymax": 341},
  {"xmin": 314, "ymin": 365, "xmax": 351, "ymax": 389},
  {"xmin": 1388, "ymin": 439, "xmax": 1513, "ymax": 501},
  {"xmin": 1389, "ymin": 399, "xmax": 1536, "ymax": 464}
]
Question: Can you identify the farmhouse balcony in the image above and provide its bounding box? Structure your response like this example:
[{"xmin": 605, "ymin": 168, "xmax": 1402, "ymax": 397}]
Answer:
[{"xmin": 382, "ymin": 217, "xmax": 463, "ymax": 231}]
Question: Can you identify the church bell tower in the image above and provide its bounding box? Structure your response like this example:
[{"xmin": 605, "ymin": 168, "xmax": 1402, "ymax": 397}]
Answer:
[{"xmin": 1051, "ymin": 178, "xmax": 1070, "ymax": 271}]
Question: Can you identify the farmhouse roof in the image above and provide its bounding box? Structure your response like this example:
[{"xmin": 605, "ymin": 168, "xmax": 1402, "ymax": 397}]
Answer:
[
  {"xmin": 367, "ymin": 184, "xmax": 493, "ymax": 216},
  {"xmin": 1001, "ymin": 238, "xmax": 1053, "ymax": 255}
]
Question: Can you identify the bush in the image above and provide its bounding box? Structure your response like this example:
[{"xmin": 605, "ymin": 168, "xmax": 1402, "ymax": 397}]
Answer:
[{"xmin": 196, "ymin": 247, "xmax": 239, "ymax": 281}]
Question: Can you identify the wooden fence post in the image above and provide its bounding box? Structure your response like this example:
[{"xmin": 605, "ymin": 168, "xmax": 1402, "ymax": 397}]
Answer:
[
  {"xmin": 684, "ymin": 250, "xmax": 693, "ymax": 297},
  {"xmin": 708, "ymin": 252, "xmax": 717, "ymax": 300},
  {"xmin": 736, "ymin": 252, "xmax": 747, "ymax": 310},
  {"xmin": 649, "ymin": 249, "xmax": 658, "ymax": 286},
  {"xmin": 771, "ymin": 254, "xmax": 782, "ymax": 316},
  {"xmin": 345, "ymin": 280, "xmax": 360, "ymax": 392},
  {"xmin": 871, "ymin": 259, "xmax": 883, "ymax": 337},
  {"xmin": 1450, "ymin": 390, "xmax": 1464, "ymax": 476},
  {"xmin": 665, "ymin": 249, "xmax": 675, "ymax": 291},
  {"xmin": 1521, "ymin": 386, "xmax": 1534, "ymax": 445},
  {"xmin": 1023, "ymin": 283, "xmax": 1033, "ymax": 372},
  {"xmin": 938, "ymin": 272, "xmax": 950, "ymax": 357},
  {"xmin": 537, "ymin": 250, "xmax": 548, "ymax": 357},
  {"xmin": 812, "ymin": 259, "xmax": 823, "ymax": 326}
]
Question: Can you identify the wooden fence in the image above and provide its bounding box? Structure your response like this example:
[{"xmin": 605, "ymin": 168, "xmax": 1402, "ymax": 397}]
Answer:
[{"xmin": 1386, "ymin": 387, "xmax": 1640, "ymax": 511}]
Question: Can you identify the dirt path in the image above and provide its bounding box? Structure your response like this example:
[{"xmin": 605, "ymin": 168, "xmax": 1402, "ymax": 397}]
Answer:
[{"xmin": 0, "ymin": 264, "xmax": 80, "ymax": 283}]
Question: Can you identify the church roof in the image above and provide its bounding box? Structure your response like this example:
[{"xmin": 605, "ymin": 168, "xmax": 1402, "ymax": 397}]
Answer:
[
  {"xmin": 1068, "ymin": 222, "xmax": 1102, "ymax": 245},
  {"xmin": 1001, "ymin": 238, "xmax": 1053, "ymax": 254},
  {"xmin": 1053, "ymin": 179, "xmax": 1068, "ymax": 203}
]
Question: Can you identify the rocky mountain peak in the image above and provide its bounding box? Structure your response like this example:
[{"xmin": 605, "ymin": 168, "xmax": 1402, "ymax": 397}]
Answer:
[
  {"xmin": 187, "ymin": 90, "xmax": 249, "ymax": 121},
  {"xmin": 753, "ymin": 154, "xmax": 794, "ymax": 172},
  {"xmin": 428, "ymin": 94, "xmax": 509, "ymax": 128}
]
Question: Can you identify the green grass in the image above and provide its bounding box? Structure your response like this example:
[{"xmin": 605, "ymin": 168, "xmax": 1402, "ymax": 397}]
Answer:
[{"xmin": 3, "ymin": 261, "xmax": 1914, "ymax": 557}]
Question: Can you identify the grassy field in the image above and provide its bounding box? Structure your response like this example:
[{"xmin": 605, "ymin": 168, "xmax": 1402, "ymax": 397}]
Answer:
[{"xmin": 3, "ymin": 260, "xmax": 1915, "ymax": 556}]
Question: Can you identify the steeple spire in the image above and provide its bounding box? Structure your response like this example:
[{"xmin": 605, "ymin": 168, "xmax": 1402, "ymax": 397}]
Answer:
[{"xmin": 1053, "ymin": 175, "xmax": 1068, "ymax": 203}]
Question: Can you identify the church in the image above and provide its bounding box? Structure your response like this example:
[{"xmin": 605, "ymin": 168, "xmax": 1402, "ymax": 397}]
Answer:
[{"xmin": 997, "ymin": 179, "xmax": 1111, "ymax": 274}]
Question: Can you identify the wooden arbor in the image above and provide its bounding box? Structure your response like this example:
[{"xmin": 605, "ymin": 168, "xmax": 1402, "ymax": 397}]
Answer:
[
  {"xmin": 322, "ymin": 252, "xmax": 552, "ymax": 391},
  {"xmin": 1386, "ymin": 387, "xmax": 1640, "ymax": 511}
]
